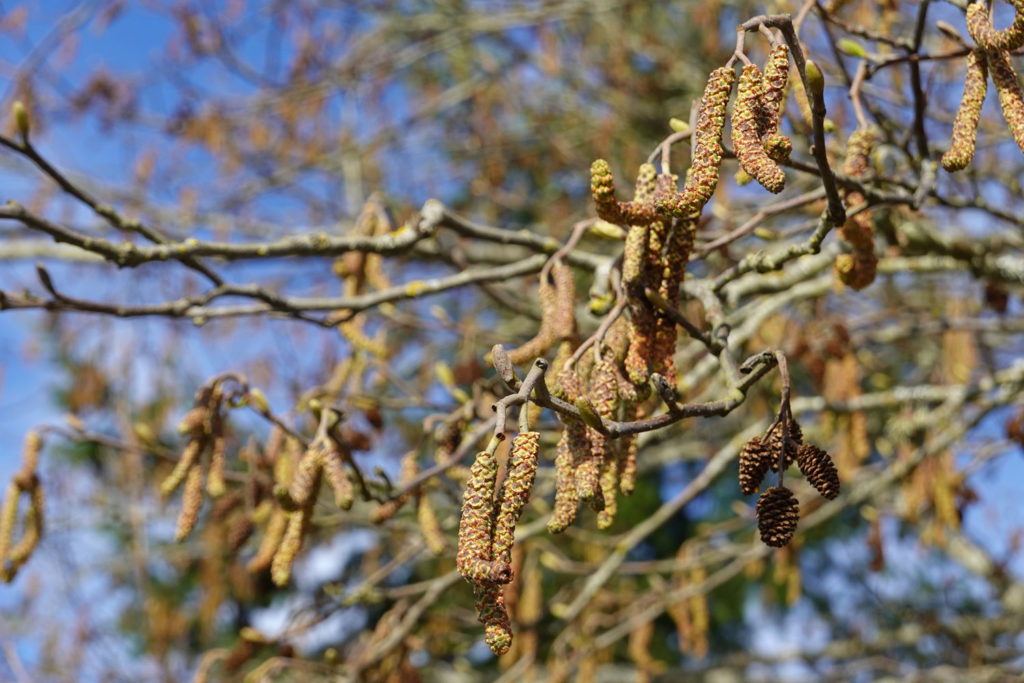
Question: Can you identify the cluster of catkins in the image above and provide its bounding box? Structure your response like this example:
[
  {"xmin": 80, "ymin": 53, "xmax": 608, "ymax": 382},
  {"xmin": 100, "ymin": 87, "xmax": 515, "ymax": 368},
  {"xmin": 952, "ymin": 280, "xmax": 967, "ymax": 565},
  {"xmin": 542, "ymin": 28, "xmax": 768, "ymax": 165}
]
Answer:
[
  {"xmin": 0, "ymin": 432, "xmax": 44, "ymax": 582},
  {"xmin": 458, "ymin": 45, "xmax": 801, "ymax": 653},
  {"xmin": 456, "ymin": 432, "xmax": 540, "ymax": 655},
  {"xmin": 835, "ymin": 126, "xmax": 878, "ymax": 290},
  {"xmin": 942, "ymin": 1, "xmax": 1024, "ymax": 172},
  {"xmin": 161, "ymin": 383, "xmax": 229, "ymax": 542},
  {"xmin": 739, "ymin": 412, "xmax": 839, "ymax": 547},
  {"xmin": 164, "ymin": 384, "xmax": 358, "ymax": 587}
]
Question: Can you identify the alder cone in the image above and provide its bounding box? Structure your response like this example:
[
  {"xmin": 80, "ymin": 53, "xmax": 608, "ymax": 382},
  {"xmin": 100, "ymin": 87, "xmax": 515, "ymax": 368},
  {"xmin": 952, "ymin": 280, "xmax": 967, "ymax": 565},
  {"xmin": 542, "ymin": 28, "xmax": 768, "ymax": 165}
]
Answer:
[
  {"xmin": 767, "ymin": 419, "xmax": 802, "ymax": 471},
  {"xmin": 738, "ymin": 436, "xmax": 772, "ymax": 495},
  {"xmin": 796, "ymin": 443, "xmax": 840, "ymax": 500},
  {"xmin": 756, "ymin": 486, "xmax": 799, "ymax": 548}
]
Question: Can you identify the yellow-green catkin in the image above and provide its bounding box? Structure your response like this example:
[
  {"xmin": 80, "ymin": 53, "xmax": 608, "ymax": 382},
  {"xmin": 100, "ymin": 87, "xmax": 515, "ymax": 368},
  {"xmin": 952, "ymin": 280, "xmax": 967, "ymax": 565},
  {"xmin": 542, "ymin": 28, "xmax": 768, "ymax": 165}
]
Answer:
[
  {"xmin": 246, "ymin": 509, "xmax": 287, "ymax": 573},
  {"xmin": 548, "ymin": 428, "xmax": 580, "ymax": 534},
  {"xmin": 659, "ymin": 67, "xmax": 736, "ymax": 216},
  {"xmin": 579, "ymin": 358, "xmax": 617, "ymax": 512},
  {"xmin": 836, "ymin": 127, "xmax": 878, "ymax": 290},
  {"xmin": 161, "ymin": 440, "xmax": 203, "ymax": 498},
  {"xmin": 321, "ymin": 447, "xmax": 354, "ymax": 509},
  {"xmin": 7, "ymin": 484, "xmax": 42, "ymax": 567},
  {"xmin": 474, "ymin": 581, "xmax": 513, "ymax": 656},
  {"xmin": 175, "ymin": 464, "xmax": 205, "ymax": 542},
  {"xmin": 596, "ymin": 452, "xmax": 620, "ymax": 529},
  {"xmin": 943, "ymin": 50, "xmax": 989, "ymax": 172},
  {"xmin": 734, "ymin": 64, "xmax": 786, "ymax": 193},
  {"xmin": 590, "ymin": 159, "xmax": 658, "ymax": 225},
  {"xmin": 987, "ymin": 48, "xmax": 1024, "ymax": 154},
  {"xmin": 491, "ymin": 432, "xmax": 540, "ymax": 575},
  {"xmin": 967, "ymin": 0, "xmax": 1024, "ymax": 52},
  {"xmin": 760, "ymin": 44, "xmax": 792, "ymax": 162},
  {"xmin": 618, "ymin": 403, "xmax": 642, "ymax": 496},
  {"xmin": 417, "ymin": 493, "xmax": 446, "ymax": 555},
  {"xmin": 457, "ymin": 451, "xmax": 500, "ymax": 584},
  {"xmin": 506, "ymin": 263, "xmax": 561, "ymax": 365}
]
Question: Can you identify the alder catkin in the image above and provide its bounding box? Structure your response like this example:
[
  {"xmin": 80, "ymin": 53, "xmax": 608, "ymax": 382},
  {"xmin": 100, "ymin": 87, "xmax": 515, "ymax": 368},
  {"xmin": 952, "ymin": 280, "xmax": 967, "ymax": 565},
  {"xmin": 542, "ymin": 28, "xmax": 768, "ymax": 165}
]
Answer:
[
  {"xmin": 417, "ymin": 493, "xmax": 446, "ymax": 555},
  {"xmin": 836, "ymin": 127, "xmax": 878, "ymax": 290},
  {"xmin": 734, "ymin": 64, "xmax": 786, "ymax": 193},
  {"xmin": 942, "ymin": 50, "xmax": 988, "ymax": 172},
  {"xmin": 161, "ymin": 440, "xmax": 203, "ymax": 498},
  {"xmin": 966, "ymin": 0, "xmax": 1024, "ymax": 52},
  {"xmin": 660, "ymin": 66, "xmax": 735, "ymax": 216},
  {"xmin": 175, "ymin": 464, "xmax": 205, "ymax": 542},
  {"xmin": 491, "ymin": 432, "xmax": 540, "ymax": 575},
  {"xmin": 271, "ymin": 505, "xmax": 312, "ymax": 586},
  {"xmin": 474, "ymin": 582, "xmax": 513, "ymax": 656},
  {"xmin": 548, "ymin": 428, "xmax": 580, "ymax": 534},
  {"xmin": 321, "ymin": 447, "xmax": 354, "ymax": 510},
  {"xmin": 987, "ymin": 48, "xmax": 1024, "ymax": 154},
  {"xmin": 246, "ymin": 509, "xmax": 287, "ymax": 573},
  {"xmin": 596, "ymin": 453, "xmax": 619, "ymax": 529},
  {"xmin": 457, "ymin": 450, "xmax": 500, "ymax": 584},
  {"xmin": 761, "ymin": 45, "xmax": 790, "ymax": 132},
  {"xmin": 590, "ymin": 159, "xmax": 657, "ymax": 225}
]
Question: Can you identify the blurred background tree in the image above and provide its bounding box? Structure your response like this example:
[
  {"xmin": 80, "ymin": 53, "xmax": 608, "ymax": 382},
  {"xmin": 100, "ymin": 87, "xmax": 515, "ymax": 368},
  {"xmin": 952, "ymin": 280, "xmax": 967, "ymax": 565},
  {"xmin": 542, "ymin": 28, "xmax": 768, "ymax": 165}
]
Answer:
[{"xmin": 1, "ymin": 0, "xmax": 1023, "ymax": 680}]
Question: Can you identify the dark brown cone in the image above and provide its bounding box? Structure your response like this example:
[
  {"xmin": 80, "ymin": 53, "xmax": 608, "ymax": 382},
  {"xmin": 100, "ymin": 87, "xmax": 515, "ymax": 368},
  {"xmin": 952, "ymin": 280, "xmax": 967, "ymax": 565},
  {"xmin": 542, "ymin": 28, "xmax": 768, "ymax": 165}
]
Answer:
[
  {"xmin": 796, "ymin": 443, "xmax": 840, "ymax": 500},
  {"xmin": 755, "ymin": 486, "xmax": 799, "ymax": 548},
  {"xmin": 767, "ymin": 419, "xmax": 802, "ymax": 471},
  {"xmin": 738, "ymin": 436, "xmax": 773, "ymax": 495}
]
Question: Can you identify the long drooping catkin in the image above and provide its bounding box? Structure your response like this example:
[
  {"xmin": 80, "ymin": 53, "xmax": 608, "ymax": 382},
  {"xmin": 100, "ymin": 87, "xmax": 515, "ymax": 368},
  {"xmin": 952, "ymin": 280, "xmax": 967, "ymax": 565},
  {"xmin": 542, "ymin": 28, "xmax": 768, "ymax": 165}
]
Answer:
[
  {"xmin": 988, "ymin": 48, "xmax": 1024, "ymax": 154},
  {"xmin": 942, "ymin": 50, "xmax": 988, "ymax": 172},
  {"xmin": 966, "ymin": 0, "xmax": 1024, "ymax": 52},
  {"xmin": 548, "ymin": 428, "xmax": 580, "ymax": 533},
  {"xmin": 490, "ymin": 432, "xmax": 540, "ymax": 574},
  {"xmin": 474, "ymin": 582, "xmax": 513, "ymax": 656},
  {"xmin": 734, "ymin": 64, "xmax": 786, "ymax": 193},
  {"xmin": 760, "ymin": 44, "xmax": 792, "ymax": 162},
  {"xmin": 659, "ymin": 66, "xmax": 735, "ymax": 217},
  {"xmin": 457, "ymin": 450, "xmax": 500, "ymax": 584},
  {"xmin": 836, "ymin": 127, "xmax": 878, "ymax": 290}
]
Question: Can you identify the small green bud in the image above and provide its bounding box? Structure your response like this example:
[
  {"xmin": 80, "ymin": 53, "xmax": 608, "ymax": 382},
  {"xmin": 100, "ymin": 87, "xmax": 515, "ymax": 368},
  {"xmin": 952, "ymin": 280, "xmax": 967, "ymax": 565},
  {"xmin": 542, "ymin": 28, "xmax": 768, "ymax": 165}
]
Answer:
[
  {"xmin": 837, "ymin": 38, "xmax": 868, "ymax": 59},
  {"xmin": 12, "ymin": 101, "xmax": 29, "ymax": 141},
  {"xmin": 805, "ymin": 60, "xmax": 825, "ymax": 97},
  {"xmin": 669, "ymin": 117, "xmax": 690, "ymax": 133}
]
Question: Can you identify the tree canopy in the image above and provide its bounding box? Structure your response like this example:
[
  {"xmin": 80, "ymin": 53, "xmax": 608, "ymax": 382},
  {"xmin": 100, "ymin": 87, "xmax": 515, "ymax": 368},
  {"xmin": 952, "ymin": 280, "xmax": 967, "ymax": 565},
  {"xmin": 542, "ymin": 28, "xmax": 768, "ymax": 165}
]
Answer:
[{"xmin": 1, "ymin": 0, "xmax": 1023, "ymax": 681}]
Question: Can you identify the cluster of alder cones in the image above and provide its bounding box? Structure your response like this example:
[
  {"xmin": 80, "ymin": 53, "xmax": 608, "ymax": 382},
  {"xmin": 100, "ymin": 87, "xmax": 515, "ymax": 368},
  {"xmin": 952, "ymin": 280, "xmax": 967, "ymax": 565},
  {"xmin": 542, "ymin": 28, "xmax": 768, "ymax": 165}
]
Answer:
[
  {"xmin": 740, "ymin": 412, "xmax": 839, "ymax": 547},
  {"xmin": 943, "ymin": 0, "xmax": 1024, "ymax": 172}
]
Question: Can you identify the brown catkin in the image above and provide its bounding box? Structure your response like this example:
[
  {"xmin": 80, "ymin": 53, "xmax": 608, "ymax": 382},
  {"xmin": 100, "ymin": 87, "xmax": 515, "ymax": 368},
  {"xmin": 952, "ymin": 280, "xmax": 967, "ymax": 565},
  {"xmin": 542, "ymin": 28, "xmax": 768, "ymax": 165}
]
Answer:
[
  {"xmin": 246, "ymin": 509, "xmax": 287, "ymax": 573},
  {"xmin": 417, "ymin": 493, "xmax": 446, "ymax": 555},
  {"xmin": 738, "ymin": 436, "xmax": 773, "ymax": 495},
  {"xmin": 942, "ymin": 50, "xmax": 988, "ymax": 172},
  {"xmin": 987, "ymin": 48, "xmax": 1024, "ymax": 154},
  {"xmin": 796, "ymin": 443, "xmax": 840, "ymax": 500},
  {"xmin": 206, "ymin": 431, "xmax": 227, "ymax": 498},
  {"xmin": 506, "ymin": 262, "xmax": 564, "ymax": 365},
  {"xmin": 548, "ymin": 428, "xmax": 580, "ymax": 534},
  {"xmin": 761, "ymin": 44, "xmax": 790, "ymax": 135},
  {"xmin": 288, "ymin": 448, "xmax": 323, "ymax": 508},
  {"xmin": 734, "ymin": 64, "xmax": 786, "ymax": 193},
  {"xmin": 967, "ymin": 0, "xmax": 1024, "ymax": 52},
  {"xmin": 175, "ymin": 464, "xmax": 204, "ymax": 542},
  {"xmin": 474, "ymin": 582, "xmax": 513, "ymax": 656},
  {"xmin": 491, "ymin": 432, "xmax": 540, "ymax": 576},
  {"xmin": 457, "ymin": 450, "xmax": 500, "ymax": 584},
  {"xmin": 756, "ymin": 486, "xmax": 800, "ymax": 547},
  {"xmin": 836, "ymin": 127, "xmax": 878, "ymax": 289},
  {"xmin": 321, "ymin": 447, "xmax": 354, "ymax": 509}
]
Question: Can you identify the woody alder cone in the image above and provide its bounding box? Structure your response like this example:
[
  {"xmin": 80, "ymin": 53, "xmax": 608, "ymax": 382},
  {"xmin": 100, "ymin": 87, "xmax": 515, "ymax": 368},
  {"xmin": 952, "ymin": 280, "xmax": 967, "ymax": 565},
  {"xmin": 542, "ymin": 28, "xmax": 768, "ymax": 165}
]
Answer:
[
  {"xmin": 738, "ymin": 436, "xmax": 773, "ymax": 495},
  {"xmin": 756, "ymin": 486, "xmax": 799, "ymax": 548},
  {"xmin": 796, "ymin": 443, "xmax": 840, "ymax": 500}
]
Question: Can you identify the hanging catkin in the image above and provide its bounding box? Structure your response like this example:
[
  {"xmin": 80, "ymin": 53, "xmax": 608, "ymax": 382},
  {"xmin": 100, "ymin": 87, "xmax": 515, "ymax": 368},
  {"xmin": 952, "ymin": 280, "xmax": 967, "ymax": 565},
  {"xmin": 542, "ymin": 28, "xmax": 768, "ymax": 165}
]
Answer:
[
  {"xmin": 988, "ymin": 48, "xmax": 1024, "ymax": 154},
  {"xmin": 734, "ymin": 64, "xmax": 786, "ymax": 193},
  {"xmin": 942, "ymin": 50, "xmax": 988, "ymax": 172},
  {"xmin": 966, "ymin": 0, "xmax": 1024, "ymax": 52}
]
